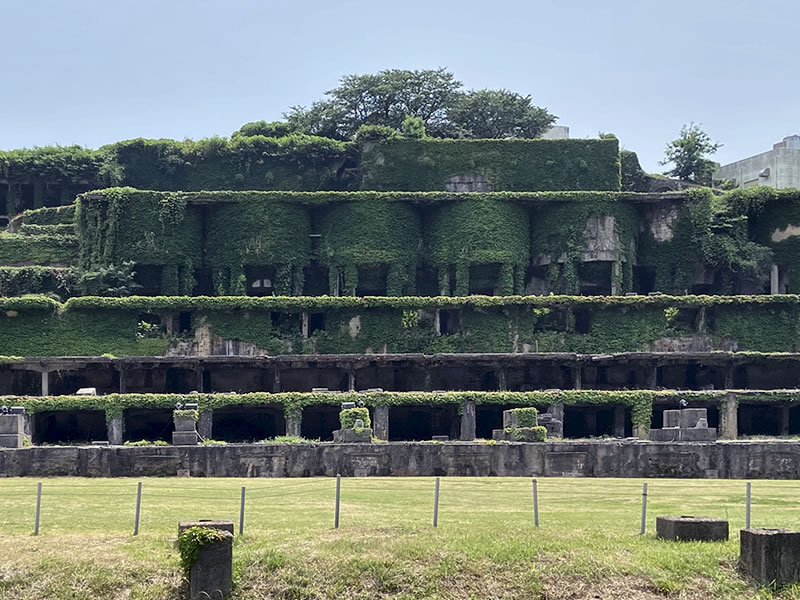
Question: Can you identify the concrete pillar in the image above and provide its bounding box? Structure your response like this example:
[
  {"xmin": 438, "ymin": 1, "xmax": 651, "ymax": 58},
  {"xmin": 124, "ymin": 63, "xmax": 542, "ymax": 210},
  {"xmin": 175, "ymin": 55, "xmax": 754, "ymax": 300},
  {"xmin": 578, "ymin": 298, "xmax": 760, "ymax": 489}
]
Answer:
[
  {"xmin": 634, "ymin": 423, "xmax": 648, "ymax": 440},
  {"xmin": 189, "ymin": 530, "xmax": 233, "ymax": 600},
  {"xmin": 286, "ymin": 412, "xmax": 301, "ymax": 437},
  {"xmin": 585, "ymin": 409, "xmax": 597, "ymax": 436},
  {"xmin": 613, "ymin": 406, "xmax": 626, "ymax": 438},
  {"xmin": 373, "ymin": 405, "xmax": 389, "ymax": 440},
  {"xmin": 771, "ymin": 264, "xmax": 780, "ymax": 295},
  {"xmin": 611, "ymin": 261, "xmax": 621, "ymax": 295},
  {"xmin": 725, "ymin": 365, "xmax": 735, "ymax": 390},
  {"xmin": 572, "ymin": 367, "xmax": 582, "ymax": 390},
  {"xmin": 301, "ymin": 312, "xmax": 310, "ymax": 338},
  {"xmin": 198, "ymin": 409, "xmax": 213, "ymax": 440},
  {"xmin": 195, "ymin": 368, "xmax": 206, "ymax": 393},
  {"xmin": 497, "ymin": 369, "xmax": 507, "ymax": 391},
  {"xmin": 719, "ymin": 392, "xmax": 738, "ymax": 440},
  {"xmin": 107, "ymin": 416, "xmax": 123, "ymax": 445},
  {"xmin": 781, "ymin": 405, "xmax": 791, "ymax": 437},
  {"xmin": 424, "ymin": 372, "xmax": 432, "ymax": 392},
  {"xmin": 118, "ymin": 367, "xmax": 127, "ymax": 394},
  {"xmin": 22, "ymin": 414, "xmax": 33, "ymax": 439},
  {"xmin": 547, "ymin": 403, "xmax": 564, "ymax": 424},
  {"xmin": 348, "ymin": 369, "xmax": 356, "ymax": 391},
  {"xmin": 41, "ymin": 371, "xmax": 50, "ymax": 396},
  {"xmin": 460, "ymin": 401, "xmax": 476, "ymax": 440},
  {"xmin": 272, "ymin": 369, "xmax": 281, "ymax": 393},
  {"xmin": 649, "ymin": 365, "xmax": 659, "ymax": 389}
]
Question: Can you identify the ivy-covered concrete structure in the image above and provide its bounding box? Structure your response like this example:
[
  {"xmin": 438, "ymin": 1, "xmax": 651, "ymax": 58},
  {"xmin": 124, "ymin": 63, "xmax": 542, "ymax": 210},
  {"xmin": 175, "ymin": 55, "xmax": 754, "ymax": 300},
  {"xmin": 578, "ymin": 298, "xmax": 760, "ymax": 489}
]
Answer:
[{"xmin": 3, "ymin": 134, "xmax": 800, "ymax": 454}]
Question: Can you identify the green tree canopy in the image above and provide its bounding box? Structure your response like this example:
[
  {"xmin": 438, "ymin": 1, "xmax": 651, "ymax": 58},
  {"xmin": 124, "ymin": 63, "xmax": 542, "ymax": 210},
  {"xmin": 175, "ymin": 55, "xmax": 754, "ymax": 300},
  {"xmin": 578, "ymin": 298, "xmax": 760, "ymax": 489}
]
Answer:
[
  {"xmin": 284, "ymin": 68, "xmax": 556, "ymax": 140},
  {"xmin": 661, "ymin": 123, "xmax": 721, "ymax": 184}
]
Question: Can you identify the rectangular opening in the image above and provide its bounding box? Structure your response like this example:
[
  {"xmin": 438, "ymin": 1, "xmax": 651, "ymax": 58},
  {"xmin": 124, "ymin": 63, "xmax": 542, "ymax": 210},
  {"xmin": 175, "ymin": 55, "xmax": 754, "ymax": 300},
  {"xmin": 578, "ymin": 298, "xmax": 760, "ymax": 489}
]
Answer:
[
  {"xmin": 33, "ymin": 410, "xmax": 107, "ymax": 444},
  {"xmin": 212, "ymin": 405, "xmax": 285, "ymax": 442},
  {"xmin": 574, "ymin": 310, "xmax": 592, "ymax": 334},
  {"xmin": 123, "ymin": 408, "xmax": 173, "ymax": 443},
  {"xmin": 356, "ymin": 264, "xmax": 388, "ymax": 296},
  {"xmin": 468, "ymin": 263, "xmax": 500, "ymax": 295},
  {"xmin": 388, "ymin": 405, "xmax": 459, "ymax": 441},
  {"xmin": 133, "ymin": 265, "xmax": 163, "ymax": 296},
  {"xmin": 303, "ymin": 263, "xmax": 329, "ymax": 296},
  {"xmin": 438, "ymin": 309, "xmax": 461, "ymax": 336},
  {"xmin": 301, "ymin": 405, "xmax": 341, "ymax": 441},
  {"xmin": 178, "ymin": 311, "xmax": 192, "ymax": 333},
  {"xmin": 578, "ymin": 262, "xmax": 612, "ymax": 296},
  {"xmin": 245, "ymin": 265, "xmax": 277, "ymax": 296},
  {"xmin": 309, "ymin": 312, "xmax": 325, "ymax": 335}
]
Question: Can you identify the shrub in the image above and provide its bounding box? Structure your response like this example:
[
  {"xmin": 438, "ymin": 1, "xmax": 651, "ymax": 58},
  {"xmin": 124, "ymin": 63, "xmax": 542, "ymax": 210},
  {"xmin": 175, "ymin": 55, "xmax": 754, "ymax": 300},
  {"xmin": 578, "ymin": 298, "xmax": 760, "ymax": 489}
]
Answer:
[
  {"xmin": 509, "ymin": 407, "xmax": 539, "ymax": 427},
  {"xmin": 340, "ymin": 407, "xmax": 371, "ymax": 429}
]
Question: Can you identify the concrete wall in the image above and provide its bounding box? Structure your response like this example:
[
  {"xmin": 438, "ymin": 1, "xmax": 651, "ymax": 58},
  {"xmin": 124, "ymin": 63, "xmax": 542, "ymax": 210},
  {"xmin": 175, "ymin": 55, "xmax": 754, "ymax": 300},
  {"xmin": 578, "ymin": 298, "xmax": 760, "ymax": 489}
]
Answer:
[
  {"xmin": 716, "ymin": 136, "xmax": 800, "ymax": 189},
  {"xmin": 3, "ymin": 441, "xmax": 800, "ymax": 479}
]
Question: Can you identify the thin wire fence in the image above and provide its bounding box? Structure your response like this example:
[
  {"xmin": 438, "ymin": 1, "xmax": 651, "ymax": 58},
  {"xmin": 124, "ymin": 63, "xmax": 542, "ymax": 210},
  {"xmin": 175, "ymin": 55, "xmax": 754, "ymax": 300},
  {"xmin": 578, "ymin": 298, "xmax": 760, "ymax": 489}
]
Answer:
[{"xmin": 0, "ymin": 477, "xmax": 796, "ymax": 537}]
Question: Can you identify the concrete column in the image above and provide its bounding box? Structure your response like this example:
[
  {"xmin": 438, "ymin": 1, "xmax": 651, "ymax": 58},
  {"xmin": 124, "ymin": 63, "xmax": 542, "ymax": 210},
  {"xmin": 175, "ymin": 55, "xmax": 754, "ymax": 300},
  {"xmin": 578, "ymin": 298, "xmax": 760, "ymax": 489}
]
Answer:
[
  {"xmin": 107, "ymin": 416, "xmax": 123, "ymax": 445},
  {"xmin": 460, "ymin": 401, "xmax": 476, "ymax": 441},
  {"xmin": 118, "ymin": 367, "xmax": 127, "ymax": 394},
  {"xmin": 348, "ymin": 369, "xmax": 356, "ymax": 392},
  {"xmin": 272, "ymin": 369, "xmax": 281, "ymax": 393},
  {"xmin": 197, "ymin": 409, "xmax": 213, "ymax": 440},
  {"xmin": 547, "ymin": 403, "xmax": 564, "ymax": 424},
  {"xmin": 719, "ymin": 392, "xmax": 738, "ymax": 440},
  {"xmin": 611, "ymin": 261, "xmax": 621, "ymax": 295},
  {"xmin": 584, "ymin": 409, "xmax": 597, "ymax": 437},
  {"xmin": 497, "ymin": 369, "xmax": 507, "ymax": 391},
  {"xmin": 613, "ymin": 406, "xmax": 626, "ymax": 438},
  {"xmin": 649, "ymin": 365, "xmax": 659, "ymax": 389},
  {"xmin": 373, "ymin": 405, "xmax": 389, "ymax": 440},
  {"xmin": 41, "ymin": 371, "xmax": 50, "ymax": 396},
  {"xmin": 771, "ymin": 264, "xmax": 780, "ymax": 295},
  {"xmin": 286, "ymin": 412, "xmax": 301, "ymax": 437},
  {"xmin": 781, "ymin": 405, "xmax": 791, "ymax": 437},
  {"xmin": 301, "ymin": 312, "xmax": 310, "ymax": 338},
  {"xmin": 23, "ymin": 414, "xmax": 33, "ymax": 439},
  {"xmin": 572, "ymin": 367, "xmax": 582, "ymax": 390},
  {"xmin": 633, "ymin": 423, "xmax": 648, "ymax": 440},
  {"xmin": 724, "ymin": 365, "xmax": 735, "ymax": 390},
  {"xmin": 424, "ymin": 372, "xmax": 432, "ymax": 392},
  {"xmin": 195, "ymin": 368, "xmax": 205, "ymax": 393}
]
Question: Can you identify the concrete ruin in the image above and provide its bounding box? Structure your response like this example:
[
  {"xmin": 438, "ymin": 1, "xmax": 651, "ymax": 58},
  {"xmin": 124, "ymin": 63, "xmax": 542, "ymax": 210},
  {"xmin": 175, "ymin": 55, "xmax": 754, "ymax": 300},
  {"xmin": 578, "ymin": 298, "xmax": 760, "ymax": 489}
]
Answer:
[{"xmin": 655, "ymin": 516, "xmax": 729, "ymax": 542}]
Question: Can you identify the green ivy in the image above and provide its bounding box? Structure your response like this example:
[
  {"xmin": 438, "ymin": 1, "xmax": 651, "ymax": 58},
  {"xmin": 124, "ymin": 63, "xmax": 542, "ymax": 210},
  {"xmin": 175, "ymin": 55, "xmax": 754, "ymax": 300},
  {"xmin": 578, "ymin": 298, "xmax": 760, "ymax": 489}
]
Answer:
[{"xmin": 177, "ymin": 527, "xmax": 230, "ymax": 577}]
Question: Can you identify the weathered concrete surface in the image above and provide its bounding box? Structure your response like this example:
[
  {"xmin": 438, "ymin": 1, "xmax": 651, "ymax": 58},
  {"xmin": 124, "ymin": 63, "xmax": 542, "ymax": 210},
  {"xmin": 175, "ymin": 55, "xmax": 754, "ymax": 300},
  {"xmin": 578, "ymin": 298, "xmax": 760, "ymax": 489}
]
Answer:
[
  {"xmin": 656, "ymin": 516, "xmax": 728, "ymax": 542},
  {"xmin": 740, "ymin": 528, "xmax": 800, "ymax": 586},
  {"xmin": 4, "ymin": 441, "xmax": 800, "ymax": 479},
  {"xmin": 189, "ymin": 530, "xmax": 233, "ymax": 600}
]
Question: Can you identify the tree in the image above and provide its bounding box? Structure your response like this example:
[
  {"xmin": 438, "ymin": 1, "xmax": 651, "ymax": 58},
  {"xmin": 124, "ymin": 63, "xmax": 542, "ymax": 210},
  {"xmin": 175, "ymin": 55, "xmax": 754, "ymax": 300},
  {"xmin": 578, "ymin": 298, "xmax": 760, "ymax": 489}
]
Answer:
[
  {"xmin": 285, "ymin": 68, "xmax": 461, "ymax": 140},
  {"xmin": 284, "ymin": 68, "xmax": 556, "ymax": 140},
  {"xmin": 232, "ymin": 121, "xmax": 296, "ymax": 138},
  {"xmin": 661, "ymin": 123, "xmax": 721, "ymax": 184},
  {"xmin": 448, "ymin": 89, "xmax": 556, "ymax": 139}
]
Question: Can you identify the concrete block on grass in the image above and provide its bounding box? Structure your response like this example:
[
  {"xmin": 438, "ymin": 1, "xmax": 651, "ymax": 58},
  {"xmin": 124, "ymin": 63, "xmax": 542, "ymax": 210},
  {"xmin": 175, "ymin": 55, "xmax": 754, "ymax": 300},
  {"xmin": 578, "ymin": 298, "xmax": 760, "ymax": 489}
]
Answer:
[
  {"xmin": 740, "ymin": 528, "xmax": 800, "ymax": 586},
  {"xmin": 656, "ymin": 516, "xmax": 728, "ymax": 542}
]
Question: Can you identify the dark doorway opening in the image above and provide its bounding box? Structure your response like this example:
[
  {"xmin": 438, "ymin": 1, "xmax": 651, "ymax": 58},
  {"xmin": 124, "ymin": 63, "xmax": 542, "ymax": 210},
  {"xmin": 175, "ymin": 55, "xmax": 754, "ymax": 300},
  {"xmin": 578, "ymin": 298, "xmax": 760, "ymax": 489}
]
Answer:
[
  {"xmin": 388, "ymin": 405, "xmax": 459, "ymax": 441},
  {"xmin": 475, "ymin": 404, "xmax": 519, "ymax": 439},
  {"xmin": 563, "ymin": 406, "xmax": 617, "ymax": 438},
  {"xmin": 302, "ymin": 405, "xmax": 341, "ymax": 441},
  {"xmin": 738, "ymin": 404, "xmax": 782, "ymax": 436},
  {"xmin": 123, "ymin": 408, "xmax": 173, "ymax": 442},
  {"xmin": 212, "ymin": 405, "xmax": 285, "ymax": 442},
  {"xmin": 33, "ymin": 410, "xmax": 107, "ymax": 444}
]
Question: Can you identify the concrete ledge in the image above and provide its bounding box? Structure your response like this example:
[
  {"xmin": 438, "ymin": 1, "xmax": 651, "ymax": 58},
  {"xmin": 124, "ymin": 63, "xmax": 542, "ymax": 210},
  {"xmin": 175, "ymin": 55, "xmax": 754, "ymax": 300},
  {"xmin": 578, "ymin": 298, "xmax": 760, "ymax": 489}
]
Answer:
[
  {"xmin": 2, "ymin": 440, "xmax": 800, "ymax": 478},
  {"xmin": 656, "ymin": 516, "xmax": 728, "ymax": 541}
]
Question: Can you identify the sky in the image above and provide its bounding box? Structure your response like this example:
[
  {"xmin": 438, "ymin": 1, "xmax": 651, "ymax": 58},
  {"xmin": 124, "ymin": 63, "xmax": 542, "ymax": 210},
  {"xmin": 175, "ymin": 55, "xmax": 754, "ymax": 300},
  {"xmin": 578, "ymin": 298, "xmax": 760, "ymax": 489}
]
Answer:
[{"xmin": 2, "ymin": 0, "xmax": 798, "ymax": 172}]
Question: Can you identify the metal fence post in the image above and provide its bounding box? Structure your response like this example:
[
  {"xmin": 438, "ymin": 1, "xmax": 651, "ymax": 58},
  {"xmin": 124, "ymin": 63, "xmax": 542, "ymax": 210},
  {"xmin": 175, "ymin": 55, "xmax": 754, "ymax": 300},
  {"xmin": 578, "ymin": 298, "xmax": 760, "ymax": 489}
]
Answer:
[
  {"xmin": 532, "ymin": 478, "xmax": 539, "ymax": 527},
  {"xmin": 433, "ymin": 477, "xmax": 440, "ymax": 528},
  {"xmin": 334, "ymin": 474, "xmax": 341, "ymax": 529},
  {"xmin": 746, "ymin": 481, "xmax": 751, "ymax": 529},
  {"xmin": 133, "ymin": 482, "xmax": 142, "ymax": 536},
  {"xmin": 34, "ymin": 482, "xmax": 42, "ymax": 536},
  {"xmin": 640, "ymin": 482, "xmax": 648, "ymax": 535},
  {"xmin": 239, "ymin": 486, "xmax": 246, "ymax": 536}
]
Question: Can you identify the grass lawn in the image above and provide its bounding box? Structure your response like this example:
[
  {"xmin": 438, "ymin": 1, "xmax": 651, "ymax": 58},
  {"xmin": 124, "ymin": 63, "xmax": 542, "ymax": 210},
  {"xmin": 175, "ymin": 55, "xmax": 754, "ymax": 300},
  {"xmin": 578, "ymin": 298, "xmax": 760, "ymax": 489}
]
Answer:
[{"xmin": 0, "ymin": 476, "xmax": 799, "ymax": 599}]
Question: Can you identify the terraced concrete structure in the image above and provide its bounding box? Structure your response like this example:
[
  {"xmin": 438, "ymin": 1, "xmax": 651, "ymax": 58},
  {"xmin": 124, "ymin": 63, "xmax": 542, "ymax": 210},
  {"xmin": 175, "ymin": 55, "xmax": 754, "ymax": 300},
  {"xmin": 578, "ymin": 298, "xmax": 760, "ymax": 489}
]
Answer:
[{"xmin": 3, "ymin": 134, "xmax": 800, "ymax": 462}]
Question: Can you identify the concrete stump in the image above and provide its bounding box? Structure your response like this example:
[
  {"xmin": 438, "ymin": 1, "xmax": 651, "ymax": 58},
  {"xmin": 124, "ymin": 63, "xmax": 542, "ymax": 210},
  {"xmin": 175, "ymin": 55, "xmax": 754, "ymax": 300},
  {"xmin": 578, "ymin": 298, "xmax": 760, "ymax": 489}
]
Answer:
[
  {"xmin": 656, "ymin": 516, "xmax": 729, "ymax": 542},
  {"xmin": 178, "ymin": 520, "xmax": 234, "ymax": 537},
  {"xmin": 173, "ymin": 431, "xmax": 199, "ymax": 446},
  {"xmin": 740, "ymin": 528, "xmax": 800, "ymax": 586},
  {"xmin": 189, "ymin": 531, "xmax": 233, "ymax": 600}
]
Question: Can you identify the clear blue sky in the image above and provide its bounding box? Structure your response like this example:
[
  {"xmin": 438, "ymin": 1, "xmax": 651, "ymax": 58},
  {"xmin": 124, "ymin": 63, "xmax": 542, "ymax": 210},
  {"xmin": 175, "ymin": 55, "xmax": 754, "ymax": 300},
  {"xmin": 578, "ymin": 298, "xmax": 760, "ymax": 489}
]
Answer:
[{"xmin": 2, "ymin": 0, "xmax": 797, "ymax": 172}]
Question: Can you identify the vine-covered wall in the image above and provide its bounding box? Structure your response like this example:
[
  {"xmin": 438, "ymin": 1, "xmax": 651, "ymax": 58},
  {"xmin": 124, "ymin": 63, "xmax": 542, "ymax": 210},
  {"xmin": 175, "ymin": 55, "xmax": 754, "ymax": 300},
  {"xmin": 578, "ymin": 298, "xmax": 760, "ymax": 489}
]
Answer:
[
  {"xmin": 360, "ymin": 138, "xmax": 622, "ymax": 191},
  {"xmin": 3, "ymin": 294, "xmax": 800, "ymax": 357}
]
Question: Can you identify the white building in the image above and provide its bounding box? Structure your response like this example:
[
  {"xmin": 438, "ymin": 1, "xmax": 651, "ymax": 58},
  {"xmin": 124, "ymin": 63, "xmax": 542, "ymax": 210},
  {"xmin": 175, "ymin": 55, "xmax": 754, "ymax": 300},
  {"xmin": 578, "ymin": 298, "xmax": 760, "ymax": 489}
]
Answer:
[{"xmin": 716, "ymin": 135, "xmax": 800, "ymax": 189}]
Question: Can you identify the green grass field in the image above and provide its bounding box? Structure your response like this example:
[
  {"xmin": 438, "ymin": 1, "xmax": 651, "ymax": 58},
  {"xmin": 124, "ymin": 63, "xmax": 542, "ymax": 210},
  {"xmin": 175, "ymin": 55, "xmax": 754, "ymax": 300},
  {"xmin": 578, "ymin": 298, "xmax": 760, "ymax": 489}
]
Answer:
[{"xmin": 0, "ymin": 476, "xmax": 799, "ymax": 599}]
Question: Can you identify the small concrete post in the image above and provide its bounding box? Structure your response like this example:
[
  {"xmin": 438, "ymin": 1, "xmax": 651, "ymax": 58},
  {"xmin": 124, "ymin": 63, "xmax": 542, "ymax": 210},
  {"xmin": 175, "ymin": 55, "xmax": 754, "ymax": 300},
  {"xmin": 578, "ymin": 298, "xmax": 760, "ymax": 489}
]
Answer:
[
  {"xmin": 188, "ymin": 530, "xmax": 233, "ymax": 600},
  {"xmin": 197, "ymin": 410, "xmax": 213, "ymax": 440},
  {"xmin": 285, "ymin": 412, "xmax": 302, "ymax": 437},
  {"xmin": 373, "ymin": 406, "xmax": 389, "ymax": 441},
  {"xmin": 613, "ymin": 406, "xmax": 626, "ymax": 438},
  {"xmin": 771, "ymin": 264, "xmax": 780, "ymax": 295},
  {"xmin": 719, "ymin": 392, "xmax": 739, "ymax": 440},
  {"xmin": 459, "ymin": 401, "xmax": 476, "ymax": 441},
  {"xmin": 740, "ymin": 528, "xmax": 800, "ymax": 586},
  {"xmin": 107, "ymin": 417, "xmax": 124, "ymax": 445},
  {"xmin": 40, "ymin": 371, "xmax": 50, "ymax": 397}
]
